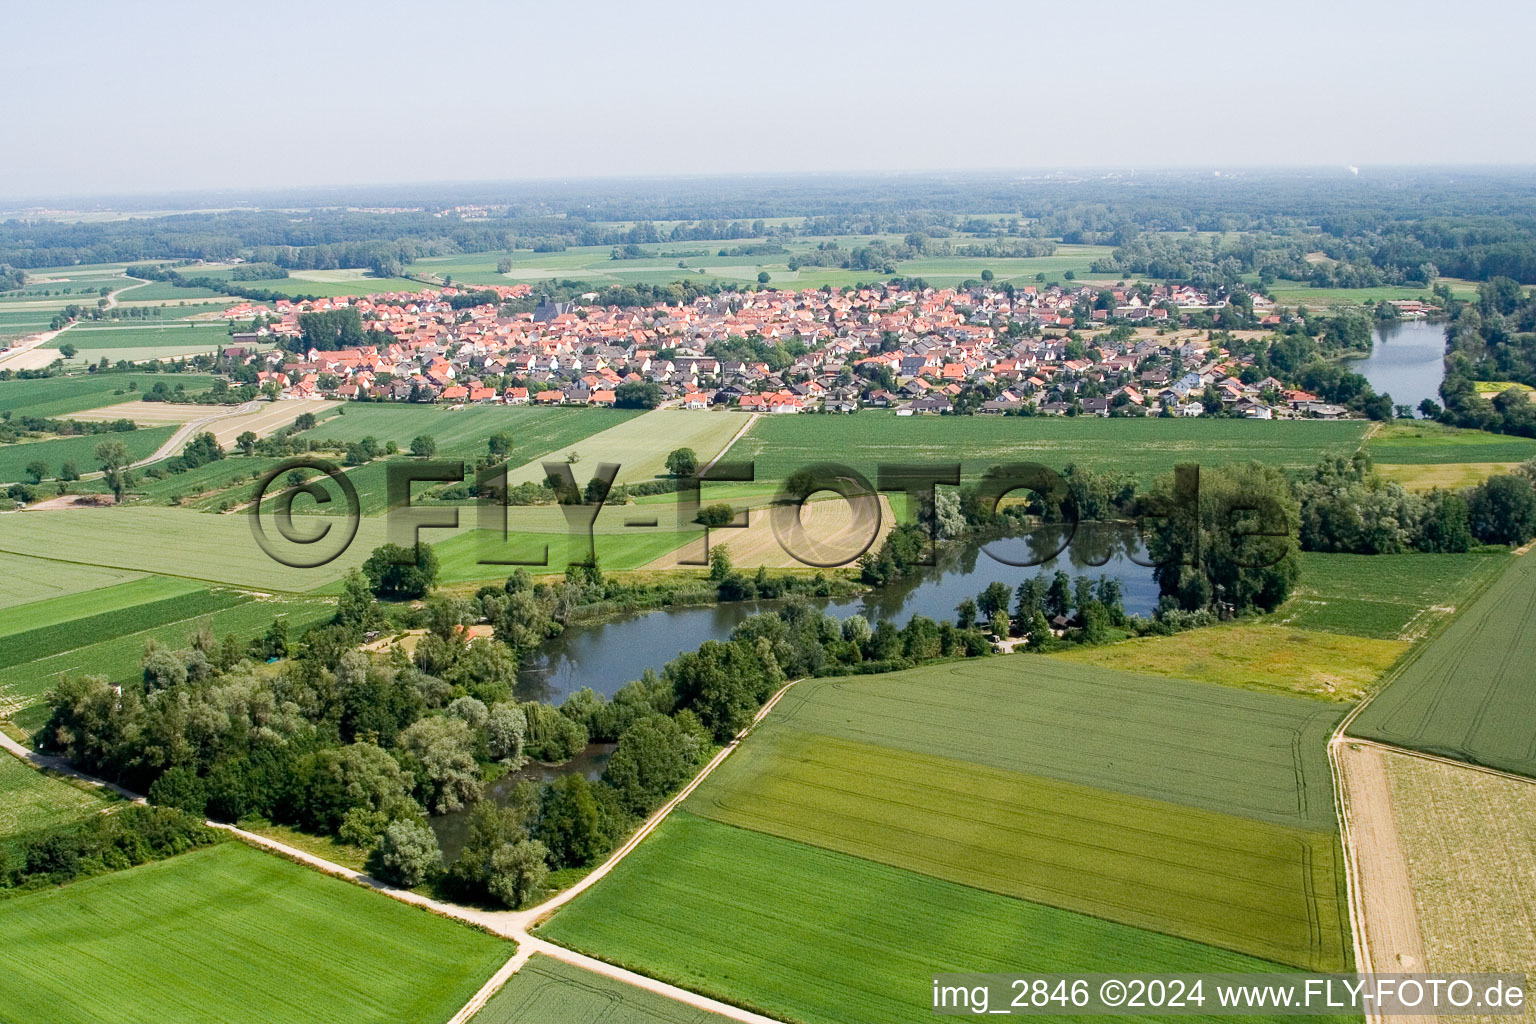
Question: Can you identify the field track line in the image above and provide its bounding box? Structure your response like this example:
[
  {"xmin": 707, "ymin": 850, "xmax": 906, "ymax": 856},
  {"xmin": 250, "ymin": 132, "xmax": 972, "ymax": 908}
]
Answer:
[{"xmin": 700, "ymin": 412, "xmax": 759, "ymax": 477}]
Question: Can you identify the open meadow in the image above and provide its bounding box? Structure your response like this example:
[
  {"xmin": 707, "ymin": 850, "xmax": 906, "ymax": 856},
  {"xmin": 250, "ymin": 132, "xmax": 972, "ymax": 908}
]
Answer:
[
  {"xmin": 0, "ymin": 550, "xmax": 147, "ymax": 609},
  {"xmin": 0, "ymin": 841, "xmax": 510, "ymax": 1024},
  {"xmin": 1348, "ymin": 551, "xmax": 1536, "ymax": 777},
  {"xmin": 737, "ymin": 415, "xmax": 1370, "ymax": 486},
  {"xmin": 1047, "ymin": 624, "xmax": 1406, "ymax": 703}
]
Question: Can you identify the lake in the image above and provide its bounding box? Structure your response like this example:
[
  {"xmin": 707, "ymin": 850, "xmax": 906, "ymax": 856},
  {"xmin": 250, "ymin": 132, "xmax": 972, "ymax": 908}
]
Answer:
[
  {"xmin": 1350, "ymin": 319, "xmax": 1447, "ymax": 414},
  {"xmin": 514, "ymin": 522, "xmax": 1159, "ymax": 704}
]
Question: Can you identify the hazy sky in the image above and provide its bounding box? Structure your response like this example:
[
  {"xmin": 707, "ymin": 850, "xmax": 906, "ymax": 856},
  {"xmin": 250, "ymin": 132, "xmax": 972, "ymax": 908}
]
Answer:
[{"xmin": 8, "ymin": 0, "xmax": 1534, "ymax": 200}]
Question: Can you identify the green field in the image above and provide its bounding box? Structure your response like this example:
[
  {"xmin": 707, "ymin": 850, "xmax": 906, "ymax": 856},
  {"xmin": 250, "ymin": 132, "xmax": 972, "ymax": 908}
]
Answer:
[
  {"xmin": 1266, "ymin": 281, "xmax": 1479, "ymax": 306},
  {"xmin": 0, "ymin": 752, "xmax": 113, "ymax": 857},
  {"xmin": 1349, "ymin": 551, "xmax": 1536, "ymax": 776},
  {"xmin": 769, "ymin": 663, "xmax": 1341, "ymax": 829},
  {"xmin": 433, "ymin": 528, "xmax": 690, "ymax": 582},
  {"xmin": 0, "ymin": 591, "xmax": 333, "ymax": 724},
  {"xmin": 296, "ymin": 404, "xmax": 640, "ymax": 460},
  {"xmin": 1281, "ymin": 551, "xmax": 1510, "ymax": 640},
  {"xmin": 0, "ymin": 425, "xmax": 176, "ymax": 484},
  {"xmin": 0, "ymin": 507, "xmax": 462, "ymax": 591},
  {"xmin": 474, "ymin": 955, "xmax": 730, "ymax": 1024},
  {"xmin": 738, "ymin": 415, "xmax": 1370, "ymax": 486},
  {"xmin": 54, "ymin": 321, "xmax": 234, "ymax": 351},
  {"xmin": 0, "ymin": 574, "xmax": 203, "ymax": 637},
  {"xmin": 538, "ymin": 814, "xmax": 1311, "ymax": 1024},
  {"xmin": 0, "ymin": 842, "xmax": 510, "ymax": 1024},
  {"xmin": 0, "ymin": 550, "xmax": 147, "ymax": 610},
  {"xmin": 409, "ymin": 239, "xmax": 1119, "ymax": 293},
  {"xmin": 1366, "ymin": 422, "xmax": 1536, "ymax": 465},
  {"xmin": 0, "ymin": 582, "xmax": 247, "ymax": 670},
  {"xmin": 687, "ymin": 728, "xmax": 1348, "ymax": 969},
  {"xmin": 0, "ymin": 373, "xmax": 215, "ymax": 420}
]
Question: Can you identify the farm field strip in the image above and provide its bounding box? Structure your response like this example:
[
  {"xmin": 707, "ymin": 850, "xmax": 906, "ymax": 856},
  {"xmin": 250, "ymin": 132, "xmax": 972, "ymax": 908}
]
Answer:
[
  {"xmin": 687, "ymin": 729, "xmax": 1349, "ymax": 970},
  {"xmin": 0, "ymin": 842, "xmax": 511, "ymax": 1024},
  {"xmin": 537, "ymin": 813, "xmax": 1304, "ymax": 1024},
  {"xmin": 0, "ymin": 575, "xmax": 202, "ymax": 637},
  {"xmin": 497, "ymin": 409, "xmax": 747, "ymax": 488},
  {"xmin": 0, "ymin": 594, "xmax": 334, "ymax": 723},
  {"xmin": 0, "ymin": 584, "xmax": 248, "ymax": 670},
  {"xmin": 1367, "ymin": 422, "xmax": 1536, "ymax": 465},
  {"xmin": 0, "ymin": 550, "xmax": 148, "ymax": 610},
  {"xmin": 1348, "ymin": 551, "xmax": 1536, "ymax": 777},
  {"xmin": 771, "ymin": 663, "xmax": 1342, "ymax": 829},
  {"xmin": 738, "ymin": 415, "xmax": 1370, "ymax": 485},
  {"xmin": 0, "ymin": 507, "xmax": 470, "ymax": 591}
]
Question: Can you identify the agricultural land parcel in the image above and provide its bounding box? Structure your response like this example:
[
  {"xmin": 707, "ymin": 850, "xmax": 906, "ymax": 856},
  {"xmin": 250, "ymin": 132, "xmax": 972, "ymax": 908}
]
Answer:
[
  {"xmin": 0, "ymin": 751, "xmax": 113, "ymax": 858},
  {"xmin": 0, "ymin": 841, "xmax": 510, "ymax": 1024},
  {"xmin": 538, "ymin": 813, "xmax": 1335, "ymax": 1024},
  {"xmin": 738, "ymin": 415, "xmax": 1370, "ymax": 486},
  {"xmin": 473, "ymin": 955, "xmax": 732, "ymax": 1024},
  {"xmin": 0, "ymin": 373, "xmax": 216, "ymax": 419},
  {"xmin": 1348, "ymin": 551, "xmax": 1536, "ymax": 777},
  {"xmin": 1381, "ymin": 749, "xmax": 1536, "ymax": 1024}
]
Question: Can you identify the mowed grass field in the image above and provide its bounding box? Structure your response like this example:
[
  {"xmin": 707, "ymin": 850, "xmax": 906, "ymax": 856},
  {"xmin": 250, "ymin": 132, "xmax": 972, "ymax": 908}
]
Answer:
[
  {"xmin": 0, "ymin": 425, "xmax": 176, "ymax": 484},
  {"xmin": 0, "ymin": 373, "xmax": 215, "ymax": 419},
  {"xmin": 687, "ymin": 727, "xmax": 1349, "ymax": 970},
  {"xmin": 0, "ymin": 842, "xmax": 510, "ymax": 1024},
  {"xmin": 1047, "ymin": 624, "xmax": 1406, "ymax": 703},
  {"xmin": 1349, "ymin": 551, "xmax": 1536, "ymax": 777},
  {"xmin": 738, "ymin": 415, "xmax": 1370, "ymax": 486},
  {"xmin": 1366, "ymin": 421, "xmax": 1536, "ymax": 465},
  {"xmin": 474, "ymin": 955, "xmax": 731, "ymax": 1024},
  {"xmin": 769, "ymin": 662, "xmax": 1341, "ymax": 829},
  {"xmin": 538, "ymin": 814, "xmax": 1312, "ymax": 1024},
  {"xmin": 0, "ymin": 752, "xmax": 113, "ymax": 857},
  {"xmin": 1280, "ymin": 551, "xmax": 1510, "ymax": 641},
  {"xmin": 1382, "ymin": 749, "xmax": 1536, "ymax": 1011}
]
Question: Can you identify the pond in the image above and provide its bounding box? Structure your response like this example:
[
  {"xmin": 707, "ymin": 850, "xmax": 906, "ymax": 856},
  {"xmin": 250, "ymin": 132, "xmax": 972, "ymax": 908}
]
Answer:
[
  {"xmin": 514, "ymin": 521, "xmax": 1159, "ymax": 704},
  {"xmin": 1349, "ymin": 319, "xmax": 1447, "ymax": 414},
  {"xmin": 429, "ymin": 741, "xmax": 616, "ymax": 862}
]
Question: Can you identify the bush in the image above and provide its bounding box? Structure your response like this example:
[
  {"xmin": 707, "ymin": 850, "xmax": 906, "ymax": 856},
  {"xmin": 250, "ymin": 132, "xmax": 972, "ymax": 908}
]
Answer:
[{"xmin": 370, "ymin": 820, "xmax": 443, "ymax": 888}]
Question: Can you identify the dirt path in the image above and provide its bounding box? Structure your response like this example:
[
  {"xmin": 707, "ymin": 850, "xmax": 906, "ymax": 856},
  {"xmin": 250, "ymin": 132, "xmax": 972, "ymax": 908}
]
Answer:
[
  {"xmin": 700, "ymin": 411, "xmax": 757, "ymax": 477},
  {"xmin": 1337, "ymin": 742, "xmax": 1433, "ymax": 984}
]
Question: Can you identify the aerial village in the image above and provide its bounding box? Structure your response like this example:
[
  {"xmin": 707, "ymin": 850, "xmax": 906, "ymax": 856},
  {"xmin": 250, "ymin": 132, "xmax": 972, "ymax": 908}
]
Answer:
[{"xmin": 217, "ymin": 281, "xmax": 1432, "ymax": 420}]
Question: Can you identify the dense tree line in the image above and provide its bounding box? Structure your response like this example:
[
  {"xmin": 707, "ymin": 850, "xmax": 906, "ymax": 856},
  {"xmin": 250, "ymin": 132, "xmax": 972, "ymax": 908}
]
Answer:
[{"xmin": 0, "ymin": 806, "xmax": 220, "ymax": 896}]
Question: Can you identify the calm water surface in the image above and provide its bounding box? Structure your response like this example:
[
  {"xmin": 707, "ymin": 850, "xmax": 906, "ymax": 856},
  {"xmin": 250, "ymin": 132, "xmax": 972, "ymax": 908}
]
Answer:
[{"xmin": 1349, "ymin": 319, "xmax": 1447, "ymax": 413}]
